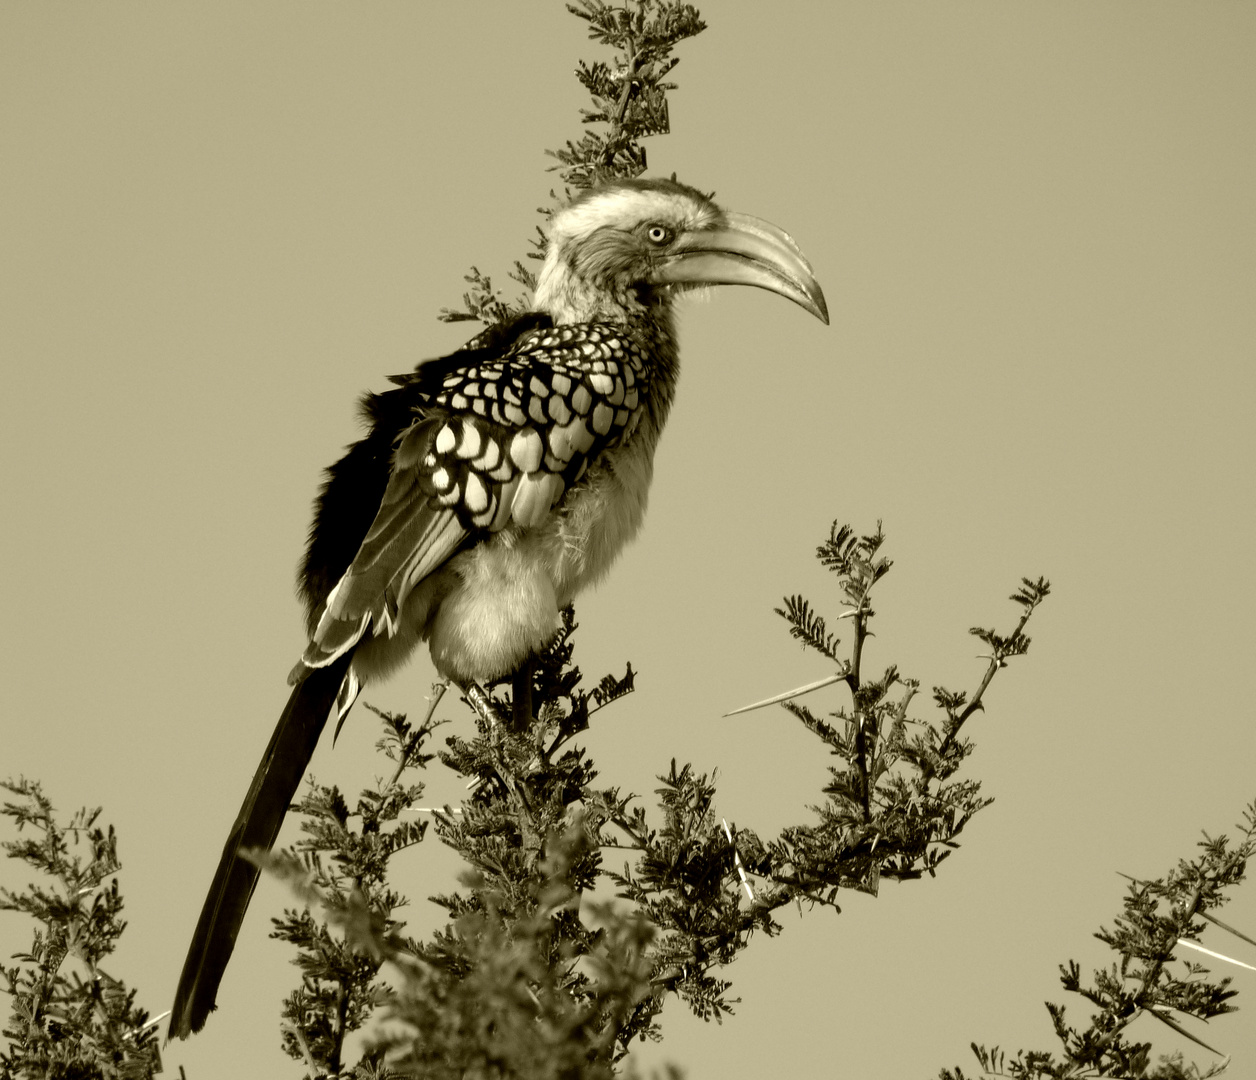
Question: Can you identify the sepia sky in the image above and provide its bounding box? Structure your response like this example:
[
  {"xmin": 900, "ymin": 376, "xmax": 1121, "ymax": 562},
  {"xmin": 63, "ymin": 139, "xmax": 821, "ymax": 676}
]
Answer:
[{"xmin": 2, "ymin": 2, "xmax": 1254, "ymax": 1076}]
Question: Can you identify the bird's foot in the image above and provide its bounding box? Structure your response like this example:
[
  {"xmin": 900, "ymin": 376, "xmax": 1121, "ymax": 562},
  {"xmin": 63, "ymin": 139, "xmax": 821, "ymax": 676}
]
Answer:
[{"xmin": 465, "ymin": 682, "xmax": 506, "ymax": 729}]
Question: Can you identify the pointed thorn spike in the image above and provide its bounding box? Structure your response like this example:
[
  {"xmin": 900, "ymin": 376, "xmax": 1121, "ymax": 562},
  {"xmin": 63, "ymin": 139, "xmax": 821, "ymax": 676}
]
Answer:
[
  {"xmin": 1147, "ymin": 1006, "xmax": 1225, "ymax": 1056},
  {"xmin": 1201, "ymin": 911, "xmax": 1256, "ymax": 950},
  {"xmin": 1177, "ymin": 937, "xmax": 1256, "ymax": 972},
  {"xmin": 723, "ymin": 672, "xmax": 846, "ymax": 716}
]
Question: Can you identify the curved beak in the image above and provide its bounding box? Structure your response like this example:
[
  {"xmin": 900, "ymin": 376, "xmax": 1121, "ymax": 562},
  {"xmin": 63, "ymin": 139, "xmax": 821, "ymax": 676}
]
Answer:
[{"xmin": 652, "ymin": 211, "xmax": 829, "ymax": 324}]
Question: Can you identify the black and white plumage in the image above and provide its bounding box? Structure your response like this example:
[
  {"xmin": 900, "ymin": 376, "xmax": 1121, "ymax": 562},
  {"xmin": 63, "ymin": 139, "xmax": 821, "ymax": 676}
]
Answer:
[
  {"xmin": 297, "ymin": 317, "xmax": 656, "ymax": 688},
  {"xmin": 170, "ymin": 177, "xmax": 827, "ymax": 1039}
]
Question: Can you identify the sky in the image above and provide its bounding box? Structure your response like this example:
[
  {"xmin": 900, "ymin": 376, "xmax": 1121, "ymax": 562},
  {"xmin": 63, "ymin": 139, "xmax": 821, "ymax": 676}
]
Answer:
[{"xmin": 2, "ymin": 2, "xmax": 1254, "ymax": 1077}]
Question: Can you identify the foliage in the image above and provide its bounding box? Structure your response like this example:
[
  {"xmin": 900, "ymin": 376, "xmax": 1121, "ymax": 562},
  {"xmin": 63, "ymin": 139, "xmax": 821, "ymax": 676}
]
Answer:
[
  {"xmin": 269, "ymin": 523, "xmax": 1049, "ymax": 1075},
  {"xmin": 767, "ymin": 526, "xmax": 1050, "ymax": 897},
  {"xmin": 939, "ymin": 805, "xmax": 1256, "ymax": 1080},
  {"xmin": 549, "ymin": 0, "xmax": 706, "ymax": 188},
  {"xmin": 0, "ymin": 779, "xmax": 161, "ymax": 1080},
  {"xmin": 439, "ymin": 0, "xmax": 706, "ymax": 325}
]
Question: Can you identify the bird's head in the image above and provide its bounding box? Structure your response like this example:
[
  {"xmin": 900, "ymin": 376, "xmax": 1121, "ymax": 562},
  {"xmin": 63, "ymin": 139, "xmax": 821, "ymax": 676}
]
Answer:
[{"xmin": 532, "ymin": 177, "xmax": 828, "ymax": 326}]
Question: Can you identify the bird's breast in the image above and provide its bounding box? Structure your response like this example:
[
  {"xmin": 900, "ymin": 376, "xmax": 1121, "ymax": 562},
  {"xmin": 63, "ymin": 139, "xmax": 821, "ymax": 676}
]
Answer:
[
  {"xmin": 424, "ymin": 418, "xmax": 660, "ymax": 684},
  {"xmin": 547, "ymin": 422, "xmax": 658, "ymax": 601}
]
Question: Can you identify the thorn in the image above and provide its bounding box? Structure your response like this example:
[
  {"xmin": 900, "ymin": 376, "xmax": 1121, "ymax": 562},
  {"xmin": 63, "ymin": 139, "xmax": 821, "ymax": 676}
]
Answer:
[
  {"xmin": 139, "ymin": 1010, "xmax": 171, "ymax": 1033},
  {"xmin": 1146, "ymin": 1005, "xmax": 1225, "ymax": 1056},
  {"xmin": 1177, "ymin": 937, "xmax": 1256, "ymax": 972},
  {"xmin": 722, "ymin": 818, "xmax": 754, "ymax": 902},
  {"xmin": 1201, "ymin": 911, "xmax": 1256, "ymax": 950},
  {"xmin": 724, "ymin": 672, "xmax": 845, "ymax": 717}
]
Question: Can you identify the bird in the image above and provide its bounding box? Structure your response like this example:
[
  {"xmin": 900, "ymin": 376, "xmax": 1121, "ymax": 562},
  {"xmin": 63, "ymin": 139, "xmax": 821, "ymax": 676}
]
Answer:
[{"xmin": 169, "ymin": 176, "xmax": 827, "ymax": 1039}]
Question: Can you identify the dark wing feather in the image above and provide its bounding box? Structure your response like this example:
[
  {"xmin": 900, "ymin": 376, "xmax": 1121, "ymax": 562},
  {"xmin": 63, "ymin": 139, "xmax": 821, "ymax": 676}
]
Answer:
[
  {"xmin": 297, "ymin": 388, "xmax": 409, "ymax": 629},
  {"xmin": 297, "ymin": 311, "xmax": 555, "ymax": 630},
  {"xmin": 300, "ymin": 419, "xmax": 470, "ymax": 669}
]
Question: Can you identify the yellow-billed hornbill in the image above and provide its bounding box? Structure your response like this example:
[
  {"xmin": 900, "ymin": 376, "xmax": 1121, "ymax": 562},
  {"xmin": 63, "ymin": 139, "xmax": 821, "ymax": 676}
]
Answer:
[{"xmin": 170, "ymin": 177, "xmax": 827, "ymax": 1038}]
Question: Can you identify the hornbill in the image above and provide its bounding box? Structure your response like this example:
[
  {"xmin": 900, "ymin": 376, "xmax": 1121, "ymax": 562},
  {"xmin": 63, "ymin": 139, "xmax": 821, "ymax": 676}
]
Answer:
[{"xmin": 170, "ymin": 177, "xmax": 827, "ymax": 1039}]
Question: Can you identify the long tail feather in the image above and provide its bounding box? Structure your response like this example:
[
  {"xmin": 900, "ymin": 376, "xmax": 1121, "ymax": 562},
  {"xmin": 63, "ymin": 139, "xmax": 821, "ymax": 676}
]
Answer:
[{"xmin": 169, "ymin": 652, "xmax": 354, "ymax": 1038}]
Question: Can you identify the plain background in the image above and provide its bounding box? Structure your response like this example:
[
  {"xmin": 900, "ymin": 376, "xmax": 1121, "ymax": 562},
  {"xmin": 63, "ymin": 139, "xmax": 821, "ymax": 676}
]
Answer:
[{"xmin": 3, "ymin": 2, "xmax": 1254, "ymax": 1076}]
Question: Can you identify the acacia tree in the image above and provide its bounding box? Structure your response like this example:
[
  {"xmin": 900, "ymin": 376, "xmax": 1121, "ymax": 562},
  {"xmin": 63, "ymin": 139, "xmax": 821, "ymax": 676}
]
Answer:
[
  {"xmin": 259, "ymin": 514, "xmax": 1050, "ymax": 1077},
  {"xmin": 938, "ymin": 806, "xmax": 1256, "ymax": 1080},
  {"xmin": 0, "ymin": 779, "xmax": 163, "ymax": 1079},
  {"xmin": 1, "ymin": 4, "xmax": 1249, "ymax": 1080}
]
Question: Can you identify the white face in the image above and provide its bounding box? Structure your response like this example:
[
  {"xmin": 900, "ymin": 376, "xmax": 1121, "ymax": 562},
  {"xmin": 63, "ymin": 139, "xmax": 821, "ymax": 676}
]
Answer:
[
  {"xmin": 533, "ymin": 184, "xmax": 725, "ymax": 322},
  {"xmin": 548, "ymin": 186, "xmax": 722, "ymax": 250},
  {"xmin": 532, "ymin": 182, "xmax": 827, "ymax": 327}
]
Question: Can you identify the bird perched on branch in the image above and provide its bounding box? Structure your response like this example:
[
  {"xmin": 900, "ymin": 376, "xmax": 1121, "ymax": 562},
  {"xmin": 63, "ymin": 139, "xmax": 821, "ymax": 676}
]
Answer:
[{"xmin": 170, "ymin": 176, "xmax": 827, "ymax": 1038}]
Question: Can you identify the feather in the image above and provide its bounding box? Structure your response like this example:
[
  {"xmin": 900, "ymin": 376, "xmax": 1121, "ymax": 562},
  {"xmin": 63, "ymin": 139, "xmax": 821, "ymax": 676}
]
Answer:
[
  {"xmin": 511, "ymin": 472, "xmax": 565, "ymax": 528},
  {"xmin": 170, "ymin": 652, "xmax": 354, "ymax": 1038}
]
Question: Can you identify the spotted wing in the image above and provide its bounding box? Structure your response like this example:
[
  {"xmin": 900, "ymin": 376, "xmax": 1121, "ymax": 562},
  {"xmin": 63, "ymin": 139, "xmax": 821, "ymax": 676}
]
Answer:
[{"xmin": 299, "ymin": 322, "xmax": 648, "ymax": 673}]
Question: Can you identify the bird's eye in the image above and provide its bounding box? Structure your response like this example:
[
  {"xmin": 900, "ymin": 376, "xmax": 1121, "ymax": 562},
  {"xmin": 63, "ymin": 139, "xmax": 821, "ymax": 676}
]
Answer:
[{"xmin": 645, "ymin": 224, "xmax": 673, "ymax": 246}]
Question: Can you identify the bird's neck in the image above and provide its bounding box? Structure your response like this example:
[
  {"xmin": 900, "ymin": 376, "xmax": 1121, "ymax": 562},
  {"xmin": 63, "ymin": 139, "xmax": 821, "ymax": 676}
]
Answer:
[
  {"xmin": 533, "ymin": 262, "xmax": 681, "ymax": 429},
  {"xmin": 633, "ymin": 301, "xmax": 683, "ymax": 437},
  {"xmin": 533, "ymin": 249, "xmax": 659, "ymax": 325}
]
